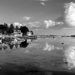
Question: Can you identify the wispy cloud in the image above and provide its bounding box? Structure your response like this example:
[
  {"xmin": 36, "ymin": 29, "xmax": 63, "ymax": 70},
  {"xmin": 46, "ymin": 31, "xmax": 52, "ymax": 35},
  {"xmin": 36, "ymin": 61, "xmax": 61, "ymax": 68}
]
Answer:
[
  {"xmin": 23, "ymin": 16, "xmax": 31, "ymax": 21},
  {"xmin": 22, "ymin": 19, "xmax": 64, "ymax": 29},
  {"xmin": 41, "ymin": 2, "xmax": 46, "ymax": 5},
  {"xmin": 23, "ymin": 21, "xmax": 42, "ymax": 28},
  {"xmin": 35, "ymin": 0, "xmax": 49, "ymax": 5}
]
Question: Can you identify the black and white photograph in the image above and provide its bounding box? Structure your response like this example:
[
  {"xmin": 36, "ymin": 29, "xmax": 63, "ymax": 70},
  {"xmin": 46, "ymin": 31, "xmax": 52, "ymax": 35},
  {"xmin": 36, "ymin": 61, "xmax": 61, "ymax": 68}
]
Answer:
[{"xmin": 0, "ymin": 0, "xmax": 75, "ymax": 75}]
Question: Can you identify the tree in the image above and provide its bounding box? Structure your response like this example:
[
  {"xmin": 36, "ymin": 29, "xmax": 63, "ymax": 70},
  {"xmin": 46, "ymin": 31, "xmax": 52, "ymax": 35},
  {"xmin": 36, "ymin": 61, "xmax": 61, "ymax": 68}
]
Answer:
[
  {"xmin": 15, "ymin": 25, "xmax": 19, "ymax": 32},
  {"xmin": 0, "ymin": 24, "xmax": 6, "ymax": 34},
  {"xmin": 7, "ymin": 24, "xmax": 14, "ymax": 35},
  {"xmin": 0, "ymin": 24, "xmax": 3, "ymax": 33},
  {"xmin": 19, "ymin": 26, "xmax": 29, "ymax": 36},
  {"xmin": 3, "ymin": 23, "xmax": 9, "ymax": 34}
]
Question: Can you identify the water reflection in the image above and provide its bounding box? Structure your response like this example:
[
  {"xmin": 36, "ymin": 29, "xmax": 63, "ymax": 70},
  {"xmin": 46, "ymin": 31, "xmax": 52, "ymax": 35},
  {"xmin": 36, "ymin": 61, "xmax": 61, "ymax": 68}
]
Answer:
[
  {"xmin": 1, "ymin": 63, "xmax": 75, "ymax": 75},
  {"xmin": 0, "ymin": 38, "xmax": 34, "ymax": 50},
  {"xmin": 64, "ymin": 45, "xmax": 75, "ymax": 70},
  {"xmin": 1, "ymin": 35, "xmax": 75, "ymax": 73},
  {"xmin": 20, "ymin": 40, "xmax": 29, "ymax": 48},
  {"xmin": 8, "ymin": 43, "xmax": 14, "ymax": 49},
  {"xmin": 43, "ymin": 43, "xmax": 55, "ymax": 51},
  {"xmin": 0, "ymin": 43, "xmax": 8, "ymax": 50}
]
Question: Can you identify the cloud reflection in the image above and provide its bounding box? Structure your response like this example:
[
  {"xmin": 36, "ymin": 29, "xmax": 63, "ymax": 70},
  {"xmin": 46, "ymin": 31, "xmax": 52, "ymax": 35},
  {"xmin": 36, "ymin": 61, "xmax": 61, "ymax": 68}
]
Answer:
[
  {"xmin": 64, "ymin": 46, "xmax": 75, "ymax": 70},
  {"xmin": 43, "ymin": 43, "xmax": 54, "ymax": 51}
]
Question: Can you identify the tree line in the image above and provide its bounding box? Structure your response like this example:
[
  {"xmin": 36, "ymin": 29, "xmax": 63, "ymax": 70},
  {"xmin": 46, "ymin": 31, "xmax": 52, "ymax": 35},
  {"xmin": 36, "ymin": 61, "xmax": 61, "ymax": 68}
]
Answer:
[
  {"xmin": 0, "ymin": 23, "xmax": 33, "ymax": 36},
  {"xmin": 0, "ymin": 23, "xmax": 19, "ymax": 35}
]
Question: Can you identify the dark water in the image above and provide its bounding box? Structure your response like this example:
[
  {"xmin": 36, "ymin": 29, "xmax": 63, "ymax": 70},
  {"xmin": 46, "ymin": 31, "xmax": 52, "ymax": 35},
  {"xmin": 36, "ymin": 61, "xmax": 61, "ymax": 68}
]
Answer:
[{"xmin": 0, "ymin": 37, "xmax": 75, "ymax": 75}]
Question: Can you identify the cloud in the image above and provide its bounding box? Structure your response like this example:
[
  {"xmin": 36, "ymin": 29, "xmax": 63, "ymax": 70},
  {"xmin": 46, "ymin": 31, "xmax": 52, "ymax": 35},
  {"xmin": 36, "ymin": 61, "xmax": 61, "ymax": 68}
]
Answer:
[
  {"xmin": 23, "ymin": 16, "xmax": 31, "ymax": 21},
  {"xmin": 22, "ymin": 19, "xmax": 64, "ymax": 29},
  {"xmin": 44, "ymin": 20, "xmax": 55, "ymax": 28},
  {"xmin": 23, "ymin": 21, "xmax": 42, "ymax": 28},
  {"xmin": 55, "ymin": 22, "xmax": 64, "ymax": 25},
  {"xmin": 55, "ymin": 16, "xmax": 64, "ymax": 22},
  {"xmin": 53, "ymin": 16, "xmax": 71, "ymax": 29},
  {"xmin": 44, "ymin": 20, "xmax": 64, "ymax": 28},
  {"xmin": 35, "ymin": 0, "xmax": 49, "ymax": 5},
  {"xmin": 41, "ymin": 2, "xmax": 46, "ymax": 5},
  {"xmin": 13, "ymin": 22, "xmax": 22, "ymax": 27},
  {"xmin": 64, "ymin": 2, "xmax": 75, "ymax": 26}
]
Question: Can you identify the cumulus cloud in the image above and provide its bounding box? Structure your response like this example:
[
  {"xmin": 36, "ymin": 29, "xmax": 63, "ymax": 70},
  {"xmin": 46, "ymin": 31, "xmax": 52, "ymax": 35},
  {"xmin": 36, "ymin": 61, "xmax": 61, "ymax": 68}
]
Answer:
[
  {"xmin": 44, "ymin": 20, "xmax": 64, "ymax": 28},
  {"xmin": 44, "ymin": 20, "xmax": 55, "ymax": 28},
  {"xmin": 64, "ymin": 2, "xmax": 75, "ymax": 26},
  {"xmin": 23, "ymin": 16, "xmax": 31, "ymax": 21}
]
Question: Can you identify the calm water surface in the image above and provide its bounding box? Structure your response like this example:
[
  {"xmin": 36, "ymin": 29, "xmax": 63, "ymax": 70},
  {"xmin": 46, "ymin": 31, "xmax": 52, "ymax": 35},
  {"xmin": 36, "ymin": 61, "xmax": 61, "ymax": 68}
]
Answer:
[{"xmin": 0, "ymin": 37, "xmax": 75, "ymax": 74}]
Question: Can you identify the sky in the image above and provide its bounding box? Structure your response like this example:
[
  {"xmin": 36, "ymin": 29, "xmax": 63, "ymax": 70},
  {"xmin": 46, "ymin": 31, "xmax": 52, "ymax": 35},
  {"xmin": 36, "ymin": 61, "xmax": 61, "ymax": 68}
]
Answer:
[
  {"xmin": 0, "ymin": 0, "xmax": 73, "ymax": 23},
  {"xmin": 0, "ymin": 0, "xmax": 75, "ymax": 35}
]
